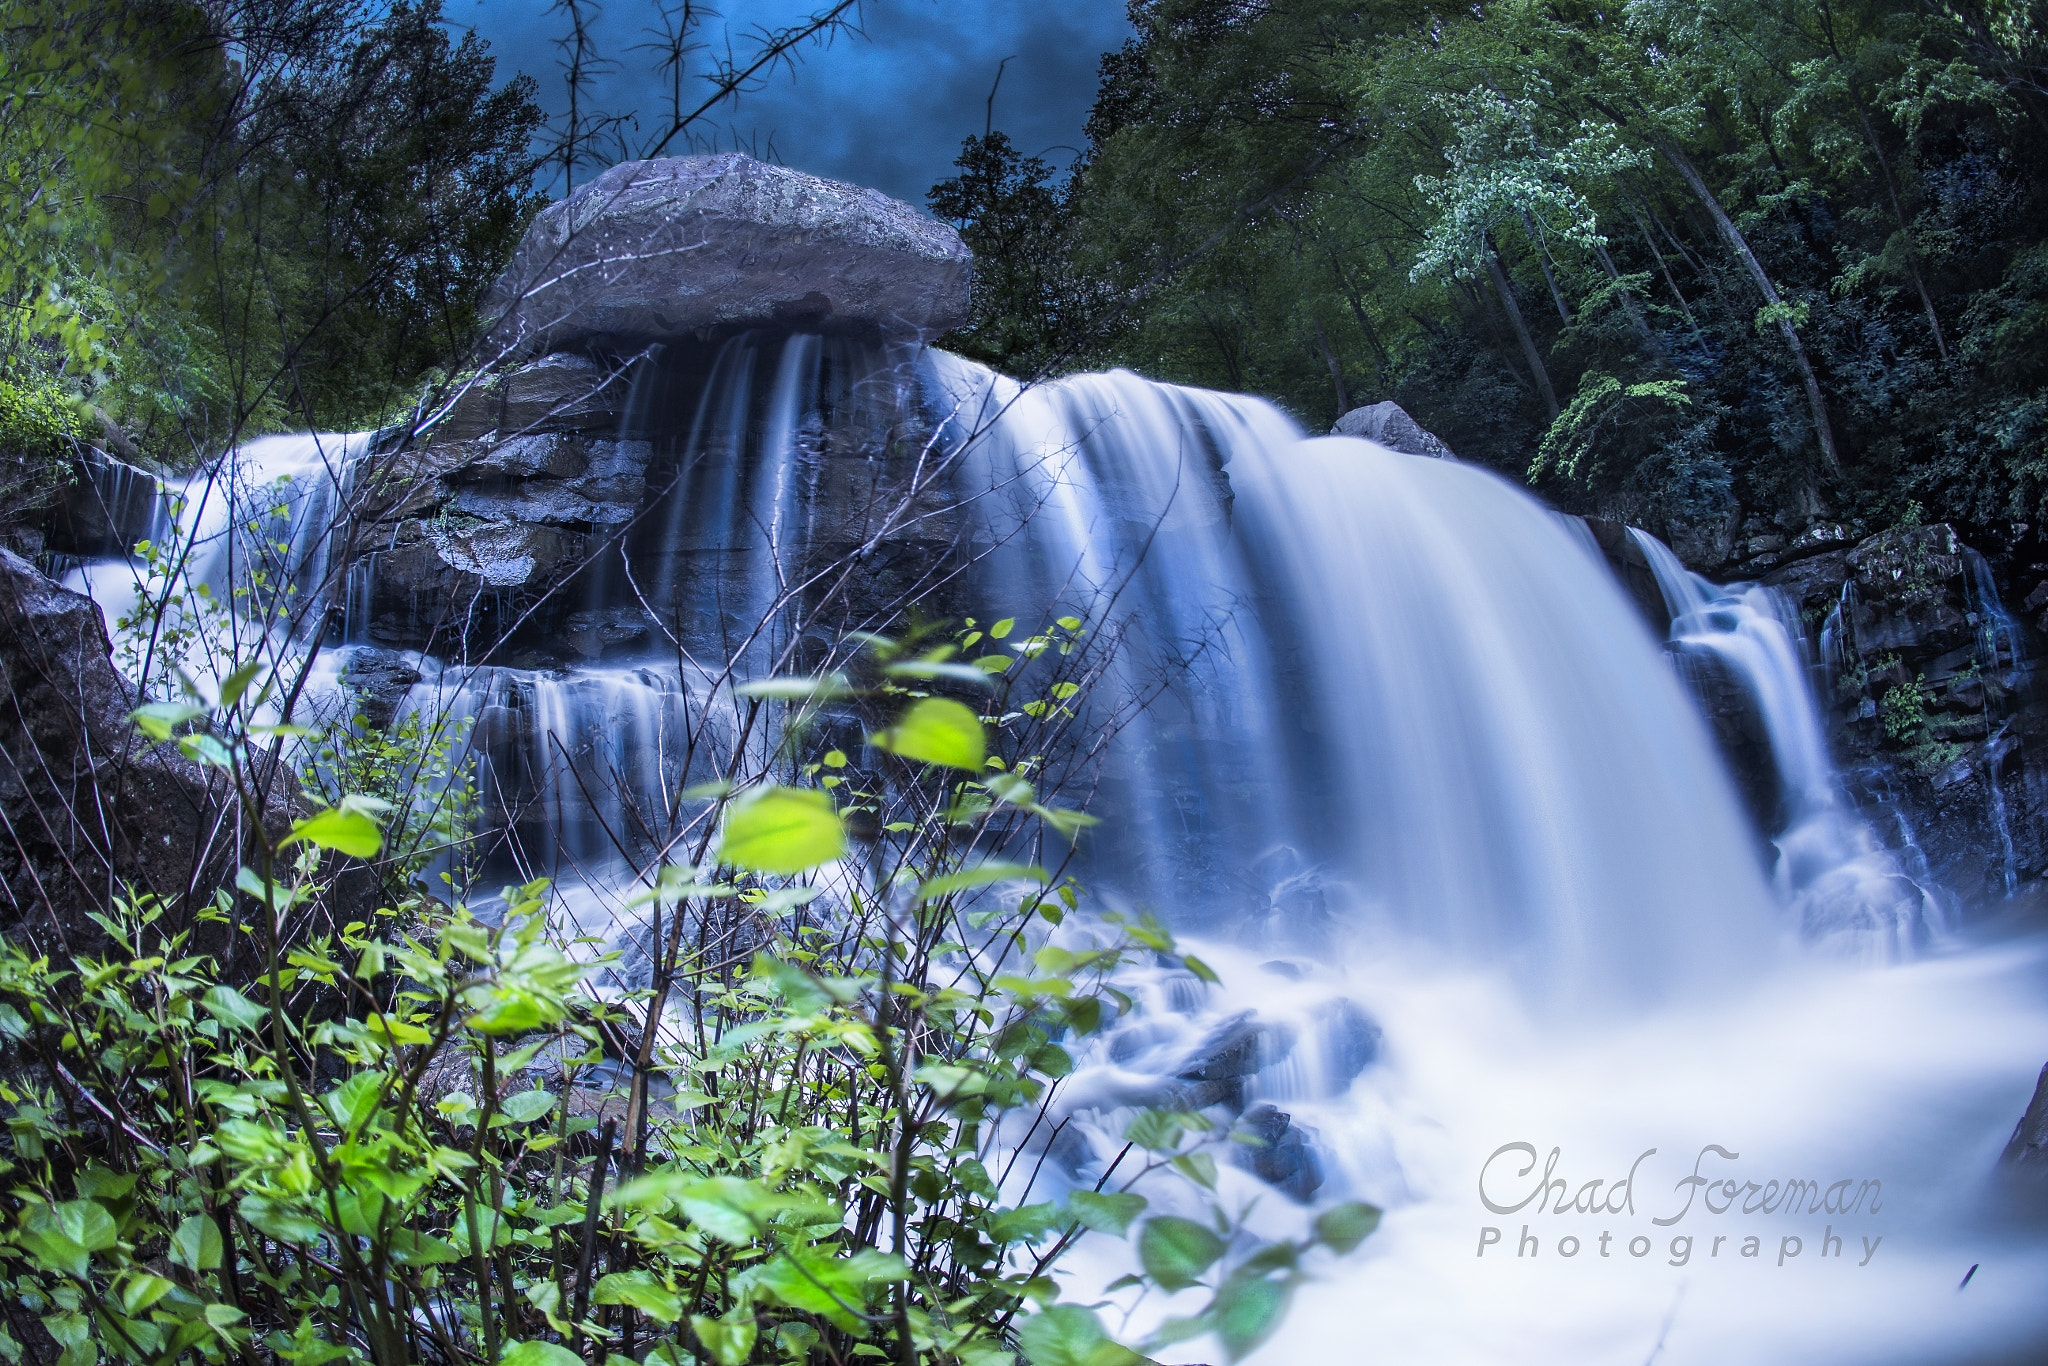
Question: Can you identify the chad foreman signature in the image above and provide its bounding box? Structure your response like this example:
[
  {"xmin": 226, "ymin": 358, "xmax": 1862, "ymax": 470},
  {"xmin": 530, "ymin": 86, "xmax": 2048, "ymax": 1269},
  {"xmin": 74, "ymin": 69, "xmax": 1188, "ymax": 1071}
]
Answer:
[{"xmin": 1474, "ymin": 1143, "xmax": 1887, "ymax": 1268}]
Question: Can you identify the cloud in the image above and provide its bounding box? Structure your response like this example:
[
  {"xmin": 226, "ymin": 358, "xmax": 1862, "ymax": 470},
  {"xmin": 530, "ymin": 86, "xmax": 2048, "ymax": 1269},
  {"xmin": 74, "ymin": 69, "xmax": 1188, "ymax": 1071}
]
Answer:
[{"xmin": 459, "ymin": 0, "xmax": 1133, "ymax": 207}]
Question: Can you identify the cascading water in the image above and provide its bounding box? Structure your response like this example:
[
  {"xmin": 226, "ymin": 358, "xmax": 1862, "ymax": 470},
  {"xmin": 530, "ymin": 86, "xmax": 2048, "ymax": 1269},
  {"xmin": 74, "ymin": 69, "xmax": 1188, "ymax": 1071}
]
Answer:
[
  {"xmin": 932, "ymin": 354, "xmax": 1781, "ymax": 1007},
  {"xmin": 62, "ymin": 340, "xmax": 2048, "ymax": 1363},
  {"xmin": 1627, "ymin": 528, "xmax": 1948, "ymax": 956}
]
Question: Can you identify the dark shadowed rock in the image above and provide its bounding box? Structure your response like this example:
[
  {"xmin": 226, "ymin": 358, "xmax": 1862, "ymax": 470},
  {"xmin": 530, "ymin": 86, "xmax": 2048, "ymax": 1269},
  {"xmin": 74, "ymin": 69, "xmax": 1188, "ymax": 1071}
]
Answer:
[
  {"xmin": 0, "ymin": 550, "xmax": 364, "ymax": 959},
  {"xmin": 1171, "ymin": 1010, "xmax": 1298, "ymax": 1112},
  {"xmin": 485, "ymin": 154, "xmax": 972, "ymax": 355},
  {"xmin": 1331, "ymin": 401, "xmax": 1457, "ymax": 459},
  {"xmin": 2004, "ymin": 1063, "xmax": 2048, "ymax": 1178},
  {"xmin": 1233, "ymin": 1102, "xmax": 1325, "ymax": 1202},
  {"xmin": 338, "ymin": 648, "xmax": 422, "ymax": 729}
]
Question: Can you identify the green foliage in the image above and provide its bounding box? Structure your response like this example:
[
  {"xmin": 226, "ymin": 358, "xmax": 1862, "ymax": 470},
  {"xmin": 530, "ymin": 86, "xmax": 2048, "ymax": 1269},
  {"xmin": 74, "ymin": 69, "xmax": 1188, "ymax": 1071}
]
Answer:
[
  {"xmin": 304, "ymin": 693, "xmax": 478, "ymax": 896},
  {"xmin": 934, "ymin": 0, "xmax": 2048, "ymax": 553},
  {"xmin": 0, "ymin": 614, "xmax": 1379, "ymax": 1366},
  {"xmin": 0, "ymin": 0, "xmax": 545, "ymax": 470},
  {"xmin": 0, "ymin": 374, "xmax": 85, "ymax": 458}
]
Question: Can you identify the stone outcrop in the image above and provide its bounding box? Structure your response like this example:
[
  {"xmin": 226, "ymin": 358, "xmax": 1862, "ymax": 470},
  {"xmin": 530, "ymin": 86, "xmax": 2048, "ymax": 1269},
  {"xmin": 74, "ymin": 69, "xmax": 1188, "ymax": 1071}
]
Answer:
[
  {"xmin": 349, "ymin": 354, "xmax": 654, "ymax": 660},
  {"xmin": 0, "ymin": 550, "xmax": 331, "ymax": 959},
  {"xmin": 1756, "ymin": 522, "xmax": 2044, "ymax": 903},
  {"xmin": 2004, "ymin": 1063, "xmax": 2048, "ymax": 1174},
  {"xmin": 1331, "ymin": 401, "xmax": 1457, "ymax": 459},
  {"xmin": 484, "ymin": 154, "xmax": 972, "ymax": 357}
]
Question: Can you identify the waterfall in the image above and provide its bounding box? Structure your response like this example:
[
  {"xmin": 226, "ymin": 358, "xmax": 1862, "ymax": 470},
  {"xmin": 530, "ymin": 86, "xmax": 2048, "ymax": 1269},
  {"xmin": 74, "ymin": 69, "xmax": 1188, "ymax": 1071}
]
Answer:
[
  {"xmin": 1627, "ymin": 529, "xmax": 1945, "ymax": 955},
  {"xmin": 59, "ymin": 343, "xmax": 2048, "ymax": 1363},
  {"xmin": 933, "ymin": 352, "xmax": 1782, "ymax": 1007},
  {"xmin": 60, "ymin": 350, "xmax": 1945, "ymax": 991}
]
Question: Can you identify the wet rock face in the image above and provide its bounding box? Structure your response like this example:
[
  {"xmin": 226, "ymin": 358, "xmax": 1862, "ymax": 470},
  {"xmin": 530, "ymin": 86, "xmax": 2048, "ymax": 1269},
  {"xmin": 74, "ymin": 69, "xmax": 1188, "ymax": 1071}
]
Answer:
[
  {"xmin": 349, "ymin": 355, "xmax": 654, "ymax": 660},
  {"xmin": 1753, "ymin": 523, "xmax": 2047, "ymax": 905},
  {"xmin": 1233, "ymin": 1103, "xmax": 1325, "ymax": 1203},
  {"xmin": 347, "ymin": 332, "xmax": 969, "ymax": 669},
  {"xmin": 484, "ymin": 154, "xmax": 972, "ymax": 356}
]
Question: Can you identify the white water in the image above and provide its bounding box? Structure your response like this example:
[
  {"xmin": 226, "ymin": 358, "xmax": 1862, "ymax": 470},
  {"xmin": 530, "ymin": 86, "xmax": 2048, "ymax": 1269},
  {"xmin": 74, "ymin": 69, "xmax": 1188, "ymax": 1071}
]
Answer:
[{"xmin": 62, "ymin": 344, "xmax": 2048, "ymax": 1363}]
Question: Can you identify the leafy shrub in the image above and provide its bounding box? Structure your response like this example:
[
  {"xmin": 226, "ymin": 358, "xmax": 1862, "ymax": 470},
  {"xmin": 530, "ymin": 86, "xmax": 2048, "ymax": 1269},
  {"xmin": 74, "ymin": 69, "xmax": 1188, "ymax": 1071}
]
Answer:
[{"xmin": 0, "ymin": 631, "xmax": 1379, "ymax": 1366}]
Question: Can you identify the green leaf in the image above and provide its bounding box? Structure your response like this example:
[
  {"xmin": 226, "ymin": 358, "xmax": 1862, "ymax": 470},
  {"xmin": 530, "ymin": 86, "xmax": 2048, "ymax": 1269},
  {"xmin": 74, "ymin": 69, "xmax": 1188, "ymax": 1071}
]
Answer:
[
  {"xmin": 1066, "ymin": 1190, "xmax": 1147, "ymax": 1237},
  {"xmin": 500, "ymin": 1343, "xmax": 583, "ymax": 1366},
  {"xmin": 120, "ymin": 1271, "xmax": 177, "ymax": 1317},
  {"xmin": 1138, "ymin": 1216, "xmax": 1225, "ymax": 1291},
  {"xmin": 500, "ymin": 1089, "xmax": 556, "ymax": 1124},
  {"xmin": 719, "ymin": 786, "xmax": 845, "ymax": 873},
  {"xmin": 200, "ymin": 985, "xmax": 268, "ymax": 1033},
  {"xmin": 883, "ymin": 659, "xmax": 997, "ymax": 688},
  {"xmin": 281, "ymin": 806, "xmax": 384, "ymax": 858},
  {"xmin": 216, "ymin": 660, "xmax": 266, "ymax": 708},
  {"xmin": 1313, "ymin": 1200, "xmax": 1382, "ymax": 1255},
  {"xmin": 1213, "ymin": 1268, "xmax": 1293, "ymax": 1360},
  {"xmin": 1016, "ymin": 1305, "xmax": 1142, "ymax": 1366},
  {"xmin": 178, "ymin": 732, "xmax": 234, "ymax": 767},
  {"xmin": 169, "ymin": 1215, "xmax": 222, "ymax": 1272},
  {"xmin": 51, "ymin": 1200, "xmax": 117, "ymax": 1252},
  {"xmin": 987, "ymin": 1202, "xmax": 1064, "ymax": 1243},
  {"xmin": 1123, "ymin": 1109, "xmax": 1188, "ymax": 1153},
  {"xmin": 1170, "ymin": 1152, "xmax": 1218, "ymax": 1191},
  {"xmin": 914, "ymin": 861, "xmax": 1048, "ymax": 903},
  {"xmin": 593, "ymin": 1271, "xmax": 682, "ymax": 1323},
  {"xmin": 690, "ymin": 1313, "xmax": 757, "ymax": 1366},
  {"xmin": 751, "ymin": 953, "xmax": 857, "ymax": 1013},
  {"xmin": 235, "ymin": 865, "xmax": 273, "ymax": 903},
  {"xmin": 238, "ymin": 1194, "xmax": 321, "ymax": 1245},
  {"xmin": 128, "ymin": 702, "xmax": 204, "ymax": 741},
  {"xmin": 869, "ymin": 697, "xmax": 986, "ymax": 771}
]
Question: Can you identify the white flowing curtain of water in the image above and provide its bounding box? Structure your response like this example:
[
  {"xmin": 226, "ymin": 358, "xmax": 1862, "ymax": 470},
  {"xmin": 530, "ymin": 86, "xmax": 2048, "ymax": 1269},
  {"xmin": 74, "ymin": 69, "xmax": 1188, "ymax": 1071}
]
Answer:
[
  {"xmin": 934, "ymin": 351, "xmax": 1785, "ymax": 1012},
  {"xmin": 62, "ymin": 432, "xmax": 369, "ymax": 703}
]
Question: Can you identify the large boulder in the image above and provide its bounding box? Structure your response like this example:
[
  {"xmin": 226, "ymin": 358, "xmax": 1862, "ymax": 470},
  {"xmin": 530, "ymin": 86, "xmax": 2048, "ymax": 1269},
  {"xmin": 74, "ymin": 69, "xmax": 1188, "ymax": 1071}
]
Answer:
[
  {"xmin": 1331, "ymin": 401, "xmax": 1457, "ymax": 459},
  {"xmin": 0, "ymin": 550, "xmax": 348, "ymax": 961},
  {"xmin": 484, "ymin": 154, "xmax": 972, "ymax": 356}
]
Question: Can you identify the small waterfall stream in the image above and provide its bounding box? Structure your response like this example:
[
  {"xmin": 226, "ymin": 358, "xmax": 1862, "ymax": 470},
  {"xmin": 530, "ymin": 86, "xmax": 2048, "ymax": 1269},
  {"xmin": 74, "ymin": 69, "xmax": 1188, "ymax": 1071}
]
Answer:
[
  {"xmin": 1628, "ymin": 529, "xmax": 1948, "ymax": 955},
  {"xmin": 59, "ymin": 341, "xmax": 2048, "ymax": 1364}
]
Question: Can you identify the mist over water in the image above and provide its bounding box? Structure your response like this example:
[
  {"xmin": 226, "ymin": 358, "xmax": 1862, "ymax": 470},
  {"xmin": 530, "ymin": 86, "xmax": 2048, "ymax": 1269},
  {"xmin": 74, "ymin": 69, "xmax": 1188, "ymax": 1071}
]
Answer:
[{"xmin": 65, "ymin": 338, "xmax": 2048, "ymax": 1362}]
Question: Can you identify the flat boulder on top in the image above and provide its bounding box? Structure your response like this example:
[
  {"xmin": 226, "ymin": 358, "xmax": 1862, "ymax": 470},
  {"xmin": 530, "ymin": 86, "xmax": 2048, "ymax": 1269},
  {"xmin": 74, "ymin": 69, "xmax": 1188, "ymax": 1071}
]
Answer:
[{"xmin": 485, "ymin": 154, "xmax": 972, "ymax": 354}]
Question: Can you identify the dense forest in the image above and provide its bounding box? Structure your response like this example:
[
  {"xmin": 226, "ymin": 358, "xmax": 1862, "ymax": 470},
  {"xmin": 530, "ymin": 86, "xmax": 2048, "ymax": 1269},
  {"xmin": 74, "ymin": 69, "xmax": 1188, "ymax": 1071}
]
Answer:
[{"xmin": 930, "ymin": 0, "xmax": 2048, "ymax": 565}]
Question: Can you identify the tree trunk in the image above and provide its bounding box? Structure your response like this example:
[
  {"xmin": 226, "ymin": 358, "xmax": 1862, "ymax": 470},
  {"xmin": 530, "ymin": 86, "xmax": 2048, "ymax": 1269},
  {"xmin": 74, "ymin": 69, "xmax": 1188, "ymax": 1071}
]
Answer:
[
  {"xmin": 1521, "ymin": 211, "xmax": 1574, "ymax": 324},
  {"xmin": 1658, "ymin": 139, "xmax": 1842, "ymax": 474},
  {"xmin": 1483, "ymin": 238, "xmax": 1560, "ymax": 421},
  {"xmin": 1312, "ymin": 314, "xmax": 1350, "ymax": 416},
  {"xmin": 1591, "ymin": 237, "xmax": 1659, "ymax": 350},
  {"xmin": 1627, "ymin": 196, "xmax": 1701, "ymax": 330},
  {"xmin": 1815, "ymin": 0, "xmax": 1950, "ymax": 360}
]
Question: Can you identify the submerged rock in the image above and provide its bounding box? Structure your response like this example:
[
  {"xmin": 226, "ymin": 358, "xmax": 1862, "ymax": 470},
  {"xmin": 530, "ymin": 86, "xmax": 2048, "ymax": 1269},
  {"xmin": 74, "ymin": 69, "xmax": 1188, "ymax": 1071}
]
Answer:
[
  {"xmin": 484, "ymin": 153, "xmax": 972, "ymax": 355},
  {"xmin": 1234, "ymin": 1102, "xmax": 1325, "ymax": 1202}
]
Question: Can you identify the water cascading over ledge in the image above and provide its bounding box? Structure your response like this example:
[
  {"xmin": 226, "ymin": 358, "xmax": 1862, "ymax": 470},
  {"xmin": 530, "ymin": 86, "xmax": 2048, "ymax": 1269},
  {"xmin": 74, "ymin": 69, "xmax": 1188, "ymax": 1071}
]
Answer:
[{"xmin": 54, "ymin": 331, "xmax": 1947, "ymax": 1015}]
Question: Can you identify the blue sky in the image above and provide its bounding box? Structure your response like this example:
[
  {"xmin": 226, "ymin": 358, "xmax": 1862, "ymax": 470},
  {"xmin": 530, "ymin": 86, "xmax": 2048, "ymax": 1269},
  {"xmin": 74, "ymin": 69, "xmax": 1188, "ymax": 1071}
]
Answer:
[{"xmin": 456, "ymin": 0, "xmax": 1135, "ymax": 208}]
